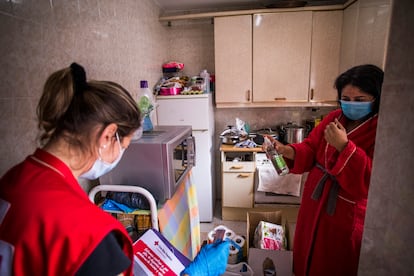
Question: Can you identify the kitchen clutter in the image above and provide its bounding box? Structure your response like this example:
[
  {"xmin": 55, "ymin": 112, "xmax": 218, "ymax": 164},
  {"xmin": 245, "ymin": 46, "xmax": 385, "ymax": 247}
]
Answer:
[
  {"xmin": 155, "ymin": 61, "xmax": 214, "ymax": 95},
  {"xmin": 99, "ymin": 191, "xmax": 153, "ymax": 242},
  {"xmin": 220, "ymin": 114, "xmax": 324, "ymax": 147},
  {"xmin": 220, "ymin": 118, "xmax": 257, "ymax": 148}
]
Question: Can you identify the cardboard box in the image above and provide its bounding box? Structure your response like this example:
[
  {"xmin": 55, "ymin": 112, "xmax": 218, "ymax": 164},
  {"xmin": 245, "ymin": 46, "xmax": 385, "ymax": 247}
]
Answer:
[
  {"xmin": 247, "ymin": 211, "xmax": 294, "ymax": 276},
  {"xmin": 133, "ymin": 228, "xmax": 190, "ymax": 275}
]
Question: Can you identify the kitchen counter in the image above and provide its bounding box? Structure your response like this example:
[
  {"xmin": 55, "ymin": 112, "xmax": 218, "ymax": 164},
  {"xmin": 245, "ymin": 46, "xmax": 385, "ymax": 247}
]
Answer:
[{"xmin": 219, "ymin": 144, "xmax": 263, "ymax": 153}]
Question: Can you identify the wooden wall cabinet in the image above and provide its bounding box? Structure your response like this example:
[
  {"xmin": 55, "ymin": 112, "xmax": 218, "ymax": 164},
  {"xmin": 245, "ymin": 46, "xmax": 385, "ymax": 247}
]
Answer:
[
  {"xmin": 339, "ymin": 0, "xmax": 391, "ymax": 71},
  {"xmin": 214, "ymin": 10, "xmax": 343, "ymax": 107},
  {"xmin": 214, "ymin": 15, "xmax": 252, "ymax": 104},
  {"xmin": 309, "ymin": 10, "xmax": 343, "ymax": 102},
  {"xmin": 253, "ymin": 11, "xmax": 312, "ymax": 103}
]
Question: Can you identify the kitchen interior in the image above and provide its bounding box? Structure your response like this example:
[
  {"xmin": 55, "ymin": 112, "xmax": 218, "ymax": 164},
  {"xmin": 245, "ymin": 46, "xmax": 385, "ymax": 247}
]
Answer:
[{"xmin": 0, "ymin": 0, "xmax": 413, "ymax": 274}]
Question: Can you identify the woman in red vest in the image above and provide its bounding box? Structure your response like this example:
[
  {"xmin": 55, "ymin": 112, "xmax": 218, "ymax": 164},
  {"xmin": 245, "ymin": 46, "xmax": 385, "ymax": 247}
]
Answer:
[
  {"xmin": 0, "ymin": 63, "xmax": 229, "ymax": 276},
  {"xmin": 266, "ymin": 64, "xmax": 384, "ymax": 276}
]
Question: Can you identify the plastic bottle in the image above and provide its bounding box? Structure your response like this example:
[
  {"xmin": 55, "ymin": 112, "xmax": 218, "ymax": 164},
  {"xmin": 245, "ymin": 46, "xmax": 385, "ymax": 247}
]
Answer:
[
  {"xmin": 263, "ymin": 137, "xmax": 289, "ymax": 176},
  {"xmin": 137, "ymin": 80, "xmax": 155, "ymax": 132},
  {"xmin": 200, "ymin": 69, "xmax": 210, "ymax": 93}
]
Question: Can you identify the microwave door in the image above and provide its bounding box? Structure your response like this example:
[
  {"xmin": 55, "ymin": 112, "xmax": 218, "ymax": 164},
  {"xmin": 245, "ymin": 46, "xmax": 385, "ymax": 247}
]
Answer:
[
  {"xmin": 172, "ymin": 136, "xmax": 195, "ymax": 189},
  {"xmin": 187, "ymin": 135, "xmax": 196, "ymax": 167}
]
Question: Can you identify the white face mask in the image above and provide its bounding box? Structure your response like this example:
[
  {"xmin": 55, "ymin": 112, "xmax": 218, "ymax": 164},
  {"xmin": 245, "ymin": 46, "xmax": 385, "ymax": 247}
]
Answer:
[{"xmin": 80, "ymin": 132, "xmax": 125, "ymax": 180}]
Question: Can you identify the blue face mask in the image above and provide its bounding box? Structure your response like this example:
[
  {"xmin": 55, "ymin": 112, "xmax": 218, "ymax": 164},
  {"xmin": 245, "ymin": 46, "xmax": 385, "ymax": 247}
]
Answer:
[
  {"xmin": 80, "ymin": 132, "xmax": 125, "ymax": 180},
  {"xmin": 340, "ymin": 100, "xmax": 373, "ymax": 121}
]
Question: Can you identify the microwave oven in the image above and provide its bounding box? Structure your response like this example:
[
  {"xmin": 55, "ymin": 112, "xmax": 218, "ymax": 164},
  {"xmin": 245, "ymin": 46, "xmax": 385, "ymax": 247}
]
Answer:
[{"xmin": 99, "ymin": 125, "xmax": 195, "ymax": 203}]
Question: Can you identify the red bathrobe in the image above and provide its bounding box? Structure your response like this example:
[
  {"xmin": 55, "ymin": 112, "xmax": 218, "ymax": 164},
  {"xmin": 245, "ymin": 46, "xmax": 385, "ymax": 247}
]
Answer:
[
  {"xmin": 289, "ymin": 109, "xmax": 377, "ymax": 276},
  {"xmin": 0, "ymin": 149, "xmax": 134, "ymax": 276}
]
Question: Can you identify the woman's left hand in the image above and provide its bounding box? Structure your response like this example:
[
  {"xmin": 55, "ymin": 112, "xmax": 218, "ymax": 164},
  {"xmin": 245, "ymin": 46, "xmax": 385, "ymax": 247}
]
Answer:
[{"xmin": 324, "ymin": 118, "xmax": 348, "ymax": 152}]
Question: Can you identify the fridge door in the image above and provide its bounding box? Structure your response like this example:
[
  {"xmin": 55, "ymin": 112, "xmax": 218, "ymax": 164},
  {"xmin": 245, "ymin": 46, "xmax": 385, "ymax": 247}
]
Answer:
[
  {"xmin": 192, "ymin": 130, "xmax": 214, "ymax": 221},
  {"xmin": 156, "ymin": 95, "xmax": 211, "ymax": 130}
]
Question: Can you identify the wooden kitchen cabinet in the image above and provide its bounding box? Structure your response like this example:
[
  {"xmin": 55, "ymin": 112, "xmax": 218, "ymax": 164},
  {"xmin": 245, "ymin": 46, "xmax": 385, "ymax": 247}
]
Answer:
[
  {"xmin": 214, "ymin": 10, "xmax": 342, "ymax": 107},
  {"xmin": 339, "ymin": 0, "xmax": 391, "ymax": 71},
  {"xmin": 309, "ymin": 10, "xmax": 343, "ymax": 102},
  {"xmin": 253, "ymin": 12, "xmax": 312, "ymax": 102},
  {"xmin": 214, "ymin": 15, "xmax": 252, "ymax": 104},
  {"xmin": 221, "ymin": 150, "xmax": 256, "ymax": 208}
]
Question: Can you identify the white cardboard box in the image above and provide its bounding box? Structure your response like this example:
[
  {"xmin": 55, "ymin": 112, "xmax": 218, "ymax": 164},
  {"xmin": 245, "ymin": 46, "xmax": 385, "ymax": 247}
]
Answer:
[{"xmin": 133, "ymin": 228, "xmax": 190, "ymax": 275}]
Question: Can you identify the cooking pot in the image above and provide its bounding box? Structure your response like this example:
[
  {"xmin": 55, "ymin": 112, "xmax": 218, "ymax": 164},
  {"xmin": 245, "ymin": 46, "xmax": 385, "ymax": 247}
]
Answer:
[
  {"xmin": 280, "ymin": 123, "xmax": 305, "ymax": 144},
  {"xmin": 252, "ymin": 128, "xmax": 280, "ymax": 145},
  {"xmin": 220, "ymin": 126, "xmax": 247, "ymax": 145}
]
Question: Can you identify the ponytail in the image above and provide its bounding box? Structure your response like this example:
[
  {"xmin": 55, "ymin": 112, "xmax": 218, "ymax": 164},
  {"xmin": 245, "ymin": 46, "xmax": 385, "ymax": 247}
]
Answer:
[{"xmin": 36, "ymin": 63, "xmax": 141, "ymax": 152}]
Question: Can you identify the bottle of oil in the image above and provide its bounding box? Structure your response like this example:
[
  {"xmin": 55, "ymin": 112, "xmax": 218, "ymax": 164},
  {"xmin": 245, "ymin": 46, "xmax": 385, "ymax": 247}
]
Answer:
[{"xmin": 264, "ymin": 137, "xmax": 289, "ymax": 176}]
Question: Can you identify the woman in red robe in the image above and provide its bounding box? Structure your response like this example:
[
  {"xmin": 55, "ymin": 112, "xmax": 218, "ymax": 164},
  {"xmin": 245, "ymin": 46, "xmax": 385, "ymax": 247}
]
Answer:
[{"xmin": 269, "ymin": 64, "xmax": 384, "ymax": 276}]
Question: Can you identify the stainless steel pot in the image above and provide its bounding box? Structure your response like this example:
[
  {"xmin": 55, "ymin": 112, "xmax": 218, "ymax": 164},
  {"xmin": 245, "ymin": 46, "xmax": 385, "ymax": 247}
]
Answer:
[
  {"xmin": 280, "ymin": 123, "xmax": 305, "ymax": 144},
  {"xmin": 252, "ymin": 128, "xmax": 280, "ymax": 145},
  {"xmin": 220, "ymin": 127, "xmax": 245, "ymax": 145}
]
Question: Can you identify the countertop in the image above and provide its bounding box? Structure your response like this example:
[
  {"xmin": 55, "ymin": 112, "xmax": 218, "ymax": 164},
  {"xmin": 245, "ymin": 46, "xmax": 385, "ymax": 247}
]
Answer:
[{"xmin": 220, "ymin": 144, "xmax": 264, "ymax": 152}]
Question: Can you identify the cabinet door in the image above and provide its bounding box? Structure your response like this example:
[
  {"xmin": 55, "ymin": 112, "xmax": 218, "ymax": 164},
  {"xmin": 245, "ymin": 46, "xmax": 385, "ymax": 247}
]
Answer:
[
  {"xmin": 310, "ymin": 10, "xmax": 343, "ymax": 102},
  {"xmin": 339, "ymin": 1, "xmax": 358, "ymax": 72},
  {"xmin": 340, "ymin": 0, "xmax": 391, "ymax": 71},
  {"xmin": 214, "ymin": 15, "xmax": 252, "ymax": 104},
  {"xmin": 222, "ymin": 172, "xmax": 254, "ymax": 208},
  {"xmin": 354, "ymin": 1, "xmax": 390, "ymax": 68},
  {"xmin": 253, "ymin": 12, "xmax": 312, "ymax": 102}
]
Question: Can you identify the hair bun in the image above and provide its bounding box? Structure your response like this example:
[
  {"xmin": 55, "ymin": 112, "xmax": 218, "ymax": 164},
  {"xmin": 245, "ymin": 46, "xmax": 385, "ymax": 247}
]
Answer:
[{"xmin": 70, "ymin": 62, "xmax": 87, "ymax": 94}]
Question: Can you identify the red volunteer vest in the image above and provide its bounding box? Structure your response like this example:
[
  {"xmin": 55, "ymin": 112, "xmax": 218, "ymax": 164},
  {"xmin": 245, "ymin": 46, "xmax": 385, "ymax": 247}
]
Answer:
[{"xmin": 0, "ymin": 149, "xmax": 133, "ymax": 276}]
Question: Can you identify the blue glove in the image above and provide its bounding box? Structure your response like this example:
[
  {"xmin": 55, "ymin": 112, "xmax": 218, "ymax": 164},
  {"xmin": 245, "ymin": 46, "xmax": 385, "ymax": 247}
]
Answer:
[{"xmin": 181, "ymin": 240, "xmax": 230, "ymax": 276}]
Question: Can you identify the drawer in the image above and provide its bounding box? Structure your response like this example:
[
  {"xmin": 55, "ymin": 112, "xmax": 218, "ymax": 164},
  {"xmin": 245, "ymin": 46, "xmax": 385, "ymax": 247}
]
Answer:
[
  {"xmin": 222, "ymin": 172, "xmax": 254, "ymax": 208},
  {"xmin": 222, "ymin": 161, "xmax": 255, "ymax": 172}
]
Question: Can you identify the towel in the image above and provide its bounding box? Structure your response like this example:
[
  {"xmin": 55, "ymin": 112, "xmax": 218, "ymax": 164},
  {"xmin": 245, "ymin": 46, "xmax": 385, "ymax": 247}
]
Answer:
[
  {"xmin": 158, "ymin": 171, "xmax": 201, "ymax": 260},
  {"xmin": 257, "ymin": 160, "xmax": 302, "ymax": 197}
]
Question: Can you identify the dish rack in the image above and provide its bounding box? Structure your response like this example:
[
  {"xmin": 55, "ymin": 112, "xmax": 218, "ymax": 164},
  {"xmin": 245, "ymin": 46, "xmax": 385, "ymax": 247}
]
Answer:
[{"xmin": 88, "ymin": 184, "xmax": 159, "ymax": 231}]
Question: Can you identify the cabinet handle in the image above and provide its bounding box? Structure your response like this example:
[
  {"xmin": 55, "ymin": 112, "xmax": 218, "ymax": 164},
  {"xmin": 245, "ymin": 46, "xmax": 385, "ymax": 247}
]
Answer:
[
  {"xmin": 230, "ymin": 165, "xmax": 243, "ymax": 170},
  {"xmin": 310, "ymin": 88, "xmax": 314, "ymax": 100},
  {"xmin": 274, "ymin": 97, "xmax": 286, "ymax": 101},
  {"xmin": 246, "ymin": 90, "xmax": 251, "ymax": 102},
  {"xmin": 237, "ymin": 173, "xmax": 250, "ymax": 178}
]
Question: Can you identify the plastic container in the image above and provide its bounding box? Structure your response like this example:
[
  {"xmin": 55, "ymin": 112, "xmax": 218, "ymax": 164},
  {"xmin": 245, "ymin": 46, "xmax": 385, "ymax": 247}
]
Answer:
[
  {"xmin": 137, "ymin": 80, "xmax": 155, "ymax": 132},
  {"xmin": 200, "ymin": 69, "xmax": 210, "ymax": 93},
  {"xmin": 159, "ymin": 87, "xmax": 183, "ymax": 95}
]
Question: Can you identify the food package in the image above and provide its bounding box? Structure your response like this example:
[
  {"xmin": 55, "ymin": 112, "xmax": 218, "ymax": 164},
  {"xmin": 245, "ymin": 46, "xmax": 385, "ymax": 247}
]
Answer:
[{"xmin": 253, "ymin": 220, "xmax": 286, "ymax": 250}]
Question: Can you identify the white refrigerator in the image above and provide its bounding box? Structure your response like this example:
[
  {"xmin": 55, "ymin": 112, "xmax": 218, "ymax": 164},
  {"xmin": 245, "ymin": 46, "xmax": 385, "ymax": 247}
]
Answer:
[{"xmin": 156, "ymin": 94, "xmax": 215, "ymax": 222}]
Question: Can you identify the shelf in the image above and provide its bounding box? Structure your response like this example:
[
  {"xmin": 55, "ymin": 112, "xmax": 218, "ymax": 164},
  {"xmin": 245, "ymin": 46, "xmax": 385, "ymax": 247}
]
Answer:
[
  {"xmin": 159, "ymin": 3, "xmax": 350, "ymax": 22},
  {"xmin": 216, "ymin": 101, "xmax": 338, "ymax": 109}
]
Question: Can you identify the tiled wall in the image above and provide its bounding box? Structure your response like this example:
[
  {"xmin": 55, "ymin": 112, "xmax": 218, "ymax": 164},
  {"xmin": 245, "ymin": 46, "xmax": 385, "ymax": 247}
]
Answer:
[{"xmin": 0, "ymin": 0, "xmax": 169, "ymax": 175}]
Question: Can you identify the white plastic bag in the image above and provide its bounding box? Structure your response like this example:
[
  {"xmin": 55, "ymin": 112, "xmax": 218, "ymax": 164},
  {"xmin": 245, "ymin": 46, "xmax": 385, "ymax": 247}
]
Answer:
[{"xmin": 223, "ymin": 262, "xmax": 253, "ymax": 276}]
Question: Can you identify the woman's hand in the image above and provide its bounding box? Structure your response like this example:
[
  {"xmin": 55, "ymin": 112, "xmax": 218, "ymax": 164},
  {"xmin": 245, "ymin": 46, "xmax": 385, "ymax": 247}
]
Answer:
[
  {"xmin": 180, "ymin": 240, "xmax": 230, "ymax": 276},
  {"xmin": 324, "ymin": 118, "xmax": 348, "ymax": 152},
  {"xmin": 262, "ymin": 135, "xmax": 295, "ymax": 160}
]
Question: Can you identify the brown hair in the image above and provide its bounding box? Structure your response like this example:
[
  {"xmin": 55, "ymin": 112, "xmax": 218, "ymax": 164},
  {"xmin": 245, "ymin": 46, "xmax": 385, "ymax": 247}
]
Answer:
[{"xmin": 36, "ymin": 63, "xmax": 141, "ymax": 154}]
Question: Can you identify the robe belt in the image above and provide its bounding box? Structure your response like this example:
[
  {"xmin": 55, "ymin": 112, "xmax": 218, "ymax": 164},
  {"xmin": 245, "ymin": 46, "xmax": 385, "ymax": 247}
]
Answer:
[{"xmin": 311, "ymin": 163, "xmax": 340, "ymax": 216}]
